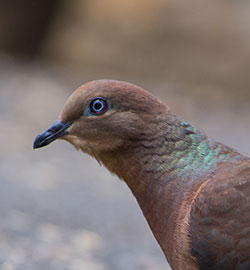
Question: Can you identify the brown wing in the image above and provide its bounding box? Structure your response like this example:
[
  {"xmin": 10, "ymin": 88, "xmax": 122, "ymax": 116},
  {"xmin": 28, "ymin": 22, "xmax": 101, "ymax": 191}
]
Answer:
[{"xmin": 189, "ymin": 161, "xmax": 250, "ymax": 270}]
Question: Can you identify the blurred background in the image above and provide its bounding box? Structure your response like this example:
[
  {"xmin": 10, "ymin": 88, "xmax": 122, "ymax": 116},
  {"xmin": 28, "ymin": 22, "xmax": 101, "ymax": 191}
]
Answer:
[{"xmin": 1, "ymin": 0, "xmax": 250, "ymax": 269}]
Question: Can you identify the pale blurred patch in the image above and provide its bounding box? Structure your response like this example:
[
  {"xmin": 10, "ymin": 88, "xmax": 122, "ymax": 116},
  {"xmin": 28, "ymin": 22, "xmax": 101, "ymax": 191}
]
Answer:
[
  {"xmin": 69, "ymin": 258, "xmax": 106, "ymax": 270},
  {"xmin": 0, "ymin": 263, "xmax": 14, "ymax": 270},
  {"xmin": 71, "ymin": 229, "xmax": 103, "ymax": 253}
]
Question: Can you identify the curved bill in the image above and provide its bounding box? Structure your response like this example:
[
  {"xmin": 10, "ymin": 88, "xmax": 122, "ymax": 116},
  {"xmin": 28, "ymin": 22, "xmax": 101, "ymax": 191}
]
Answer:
[{"xmin": 33, "ymin": 120, "xmax": 72, "ymax": 149}]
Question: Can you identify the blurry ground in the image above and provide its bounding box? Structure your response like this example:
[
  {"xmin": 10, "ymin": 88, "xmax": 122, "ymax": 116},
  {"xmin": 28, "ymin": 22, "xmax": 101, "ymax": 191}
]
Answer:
[{"xmin": 1, "ymin": 1, "xmax": 250, "ymax": 270}]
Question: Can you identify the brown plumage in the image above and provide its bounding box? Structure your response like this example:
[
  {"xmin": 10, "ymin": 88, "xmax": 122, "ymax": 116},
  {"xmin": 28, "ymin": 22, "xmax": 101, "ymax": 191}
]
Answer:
[{"xmin": 33, "ymin": 80, "xmax": 250, "ymax": 270}]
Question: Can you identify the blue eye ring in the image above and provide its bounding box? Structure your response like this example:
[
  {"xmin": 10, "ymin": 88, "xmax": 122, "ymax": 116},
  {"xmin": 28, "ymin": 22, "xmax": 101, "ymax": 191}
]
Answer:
[{"xmin": 89, "ymin": 97, "xmax": 109, "ymax": 115}]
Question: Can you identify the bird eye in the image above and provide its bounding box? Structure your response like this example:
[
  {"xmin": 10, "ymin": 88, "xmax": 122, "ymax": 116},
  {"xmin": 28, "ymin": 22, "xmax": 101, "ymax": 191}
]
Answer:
[{"xmin": 89, "ymin": 98, "xmax": 108, "ymax": 115}]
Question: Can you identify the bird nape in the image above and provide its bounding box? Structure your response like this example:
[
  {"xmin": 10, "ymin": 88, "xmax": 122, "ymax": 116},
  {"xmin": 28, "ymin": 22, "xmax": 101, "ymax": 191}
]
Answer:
[{"xmin": 33, "ymin": 80, "xmax": 250, "ymax": 270}]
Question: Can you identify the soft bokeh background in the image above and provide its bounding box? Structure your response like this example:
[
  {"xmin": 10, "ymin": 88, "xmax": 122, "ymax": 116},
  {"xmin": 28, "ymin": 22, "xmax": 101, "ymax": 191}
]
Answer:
[{"xmin": 1, "ymin": 1, "xmax": 250, "ymax": 269}]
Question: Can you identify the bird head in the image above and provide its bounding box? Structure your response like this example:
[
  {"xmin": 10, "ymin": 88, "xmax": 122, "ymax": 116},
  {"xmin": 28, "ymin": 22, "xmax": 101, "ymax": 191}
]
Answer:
[{"xmin": 33, "ymin": 80, "xmax": 167, "ymax": 160}]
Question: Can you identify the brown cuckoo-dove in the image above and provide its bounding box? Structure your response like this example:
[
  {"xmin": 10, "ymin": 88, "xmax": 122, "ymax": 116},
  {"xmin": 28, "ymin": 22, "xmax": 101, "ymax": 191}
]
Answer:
[{"xmin": 33, "ymin": 80, "xmax": 250, "ymax": 270}]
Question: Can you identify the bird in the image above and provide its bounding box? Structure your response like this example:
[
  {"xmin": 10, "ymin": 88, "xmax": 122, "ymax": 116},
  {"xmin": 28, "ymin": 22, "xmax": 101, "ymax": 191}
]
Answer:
[{"xmin": 33, "ymin": 79, "xmax": 250, "ymax": 270}]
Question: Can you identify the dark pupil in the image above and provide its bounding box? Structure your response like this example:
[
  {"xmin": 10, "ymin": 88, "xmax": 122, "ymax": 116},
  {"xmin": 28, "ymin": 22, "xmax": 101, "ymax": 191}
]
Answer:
[{"xmin": 94, "ymin": 101, "xmax": 102, "ymax": 111}]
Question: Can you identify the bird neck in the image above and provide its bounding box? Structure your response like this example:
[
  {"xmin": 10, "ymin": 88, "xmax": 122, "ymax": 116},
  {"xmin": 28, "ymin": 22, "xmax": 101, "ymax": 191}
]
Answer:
[
  {"xmin": 98, "ymin": 113, "xmax": 236, "ymax": 201},
  {"xmin": 95, "ymin": 114, "xmax": 238, "ymax": 263},
  {"xmin": 113, "ymin": 114, "xmax": 232, "ymax": 185}
]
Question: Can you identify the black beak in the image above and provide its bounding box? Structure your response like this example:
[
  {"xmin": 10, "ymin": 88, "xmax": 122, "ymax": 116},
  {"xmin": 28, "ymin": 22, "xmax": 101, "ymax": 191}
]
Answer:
[{"xmin": 33, "ymin": 120, "xmax": 72, "ymax": 149}]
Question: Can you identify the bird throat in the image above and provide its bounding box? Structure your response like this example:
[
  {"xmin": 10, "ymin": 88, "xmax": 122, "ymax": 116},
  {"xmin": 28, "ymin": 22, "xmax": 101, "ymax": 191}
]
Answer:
[
  {"xmin": 92, "ymin": 117, "xmax": 236, "ymax": 265},
  {"xmin": 94, "ymin": 117, "xmax": 234, "ymax": 217}
]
